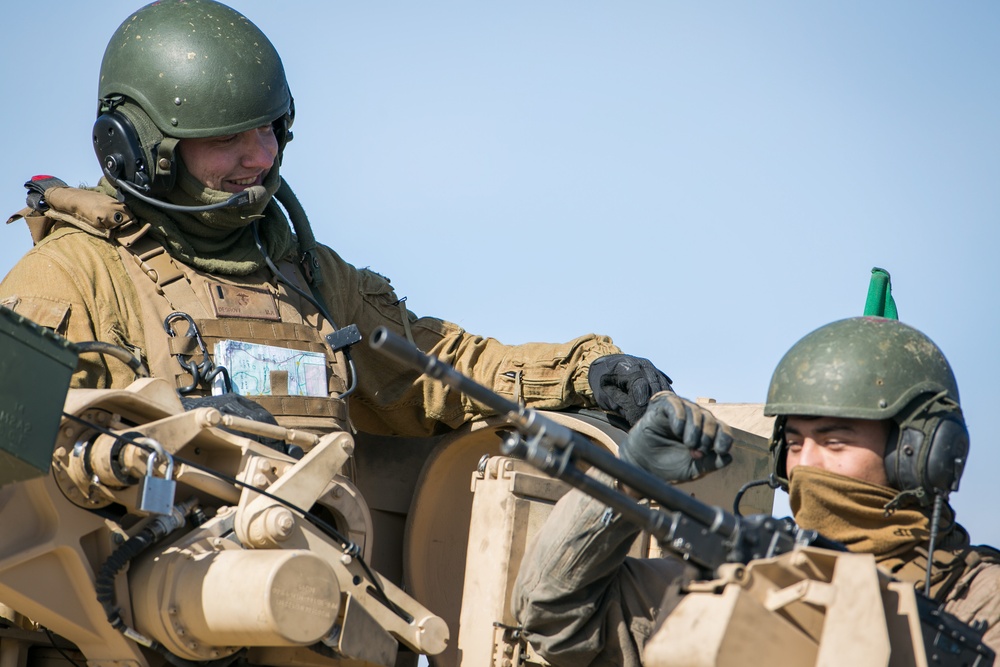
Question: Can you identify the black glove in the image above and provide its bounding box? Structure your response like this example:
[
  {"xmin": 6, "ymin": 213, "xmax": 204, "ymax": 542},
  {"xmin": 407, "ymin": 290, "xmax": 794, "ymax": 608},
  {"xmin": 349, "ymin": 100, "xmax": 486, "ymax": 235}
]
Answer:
[
  {"xmin": 588, "ymin": 354, "xmax": 673, "ymax": 426},
  {"xmin": 618, "ymin": 392, "xmax": 733, "ymax": 483}
]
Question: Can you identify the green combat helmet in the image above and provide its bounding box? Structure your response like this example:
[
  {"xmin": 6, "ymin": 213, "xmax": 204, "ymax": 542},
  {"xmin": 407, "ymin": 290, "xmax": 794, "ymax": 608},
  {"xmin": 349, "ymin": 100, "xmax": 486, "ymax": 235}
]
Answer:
[
  {"xmin": 765, "ymin": 317, "xmax": 968, "ymax": 508},
  {"xmin": 93, "ymin": 0, "xmax": 294, "ymax": 198}
]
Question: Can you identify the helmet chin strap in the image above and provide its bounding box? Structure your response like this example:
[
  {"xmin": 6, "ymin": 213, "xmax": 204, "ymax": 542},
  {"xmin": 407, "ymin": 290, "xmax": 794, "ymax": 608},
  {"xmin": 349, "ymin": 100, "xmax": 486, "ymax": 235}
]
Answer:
[{"xmin": 115, "ymin": 178, "xmax": 268, "ymax": 213}]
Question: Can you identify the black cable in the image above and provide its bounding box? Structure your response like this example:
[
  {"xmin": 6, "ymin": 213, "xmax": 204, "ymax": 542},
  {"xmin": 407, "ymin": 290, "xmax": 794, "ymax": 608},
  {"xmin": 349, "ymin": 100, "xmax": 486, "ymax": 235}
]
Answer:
[
  {"xmin": 91, "ymin": 495, "xmax": 246, "ymax": 667},
  {"xmin": 732, "ymin": 476, "xmax": 782, "ymax": 517},
  {"xmin": 41, "ymin": 626, "xmax": 88, "ymax": 667},
  {"xmin": 73, "ymin": 340, "xmax": 150, "ymax": 378},
  {"xmin": 95, "ymin": 527, "xmax": 157, "ymax": 628},
  {"xmin": 115, "ymin": 178, "xmax": 263, "ymax": 213},
  {"xmin": 926, "ymin": 492, "xmax": 944, "ymax": 594},
  {"xmin": 251, "ymin": 220, "xmax": 358, "ymax": 399}
]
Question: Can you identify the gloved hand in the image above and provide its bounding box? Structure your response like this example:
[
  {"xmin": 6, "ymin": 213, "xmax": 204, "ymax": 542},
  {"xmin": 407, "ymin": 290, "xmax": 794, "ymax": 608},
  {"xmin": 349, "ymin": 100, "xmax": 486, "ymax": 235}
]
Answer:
[
  {"xmin": 588, "ymin": 354, "xmax": 673, "ymax": 426},
  {"xmin": 618, "ymin": 392, "xmax": 734, "ymax": 483}
]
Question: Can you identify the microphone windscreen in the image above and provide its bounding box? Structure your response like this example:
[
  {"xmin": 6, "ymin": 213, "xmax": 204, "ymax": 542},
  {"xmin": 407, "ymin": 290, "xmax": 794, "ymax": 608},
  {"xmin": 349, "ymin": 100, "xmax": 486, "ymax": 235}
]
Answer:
[{"xmin": 242, "ymin": 185, "xmax": 269, "ymax": 205}]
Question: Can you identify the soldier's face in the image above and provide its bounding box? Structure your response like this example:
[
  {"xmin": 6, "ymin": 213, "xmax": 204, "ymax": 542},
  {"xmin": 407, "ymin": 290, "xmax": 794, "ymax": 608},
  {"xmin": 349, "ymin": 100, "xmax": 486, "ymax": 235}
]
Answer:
[
  {"xmin": 784, "ymin": 416, "xmax": 890, "ymax": 486},
  {"xmin": 177, "ymin": 125, "xmax": 279, "ymax": 193}
]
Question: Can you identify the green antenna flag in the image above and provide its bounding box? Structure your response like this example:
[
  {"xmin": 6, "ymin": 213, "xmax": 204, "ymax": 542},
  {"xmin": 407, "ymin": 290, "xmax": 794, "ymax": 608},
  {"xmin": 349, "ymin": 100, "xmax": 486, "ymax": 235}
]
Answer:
[{"xmin": 863, "ymin": 267, "xmax": 898, "ymax": 319}]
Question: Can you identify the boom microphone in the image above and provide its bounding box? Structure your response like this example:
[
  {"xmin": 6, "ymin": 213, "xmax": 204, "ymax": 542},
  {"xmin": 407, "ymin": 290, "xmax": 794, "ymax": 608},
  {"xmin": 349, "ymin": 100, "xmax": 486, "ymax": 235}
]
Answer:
[
  {"xmin": 115, "ymin": 180, "xmax": 269, "ymax": 213},
  {"xmin": 239, "ymin": 185, "xmax": 269, "ymax": 206}
]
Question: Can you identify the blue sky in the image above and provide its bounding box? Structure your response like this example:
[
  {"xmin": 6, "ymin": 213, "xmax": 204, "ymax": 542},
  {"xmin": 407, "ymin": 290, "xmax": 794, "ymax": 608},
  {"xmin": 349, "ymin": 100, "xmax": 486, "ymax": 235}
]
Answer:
[{"xmin": 3, "ymin": 2, "xmax": 999, "ymax": 542}]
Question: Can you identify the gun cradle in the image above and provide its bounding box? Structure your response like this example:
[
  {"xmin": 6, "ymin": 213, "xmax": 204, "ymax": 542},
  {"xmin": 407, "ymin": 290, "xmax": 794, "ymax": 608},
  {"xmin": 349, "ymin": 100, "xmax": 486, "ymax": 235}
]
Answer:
[
  {"xmin": 642, "ymin": 546, "xmax": 979, "ymax": 667},
  {"xmin": 0, "ymin": 377, "xmax": 447, "ymax": 667}
]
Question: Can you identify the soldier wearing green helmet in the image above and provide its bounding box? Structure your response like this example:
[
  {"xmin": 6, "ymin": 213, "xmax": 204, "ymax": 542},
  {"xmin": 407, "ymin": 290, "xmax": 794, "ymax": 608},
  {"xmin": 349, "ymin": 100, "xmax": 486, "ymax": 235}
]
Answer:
[
  {"xmin": 512, "ymin": 316, "xmax": 1000, "ymax": 666},
  {"xmin": 0, "ymin": 0, "xmax": 671, "ymax": 437}
]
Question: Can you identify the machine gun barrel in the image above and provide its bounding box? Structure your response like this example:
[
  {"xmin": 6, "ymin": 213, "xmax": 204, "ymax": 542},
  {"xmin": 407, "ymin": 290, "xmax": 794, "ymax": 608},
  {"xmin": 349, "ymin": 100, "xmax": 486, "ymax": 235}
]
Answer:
[{"xmin": 370, "ymin": 326, "xmax": 798, "ymax": 573}]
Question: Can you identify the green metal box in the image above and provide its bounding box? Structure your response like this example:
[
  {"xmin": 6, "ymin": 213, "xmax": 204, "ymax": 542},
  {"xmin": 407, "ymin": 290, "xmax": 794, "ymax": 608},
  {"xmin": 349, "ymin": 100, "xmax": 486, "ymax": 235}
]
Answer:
[{"xmin": 0, "ymin": 306, "xmax": 78, "ymax": 486}]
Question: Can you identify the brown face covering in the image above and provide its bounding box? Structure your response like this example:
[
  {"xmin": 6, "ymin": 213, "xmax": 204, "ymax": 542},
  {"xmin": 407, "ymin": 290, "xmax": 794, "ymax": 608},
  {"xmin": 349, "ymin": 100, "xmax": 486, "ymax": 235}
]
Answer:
[
  {"xmin": 789, "ymin": 466, "xmax": 976, "ymax": 599},
  {"xmin": 788, "ymin": 466, "xmax": 949, "ymax": 561}
]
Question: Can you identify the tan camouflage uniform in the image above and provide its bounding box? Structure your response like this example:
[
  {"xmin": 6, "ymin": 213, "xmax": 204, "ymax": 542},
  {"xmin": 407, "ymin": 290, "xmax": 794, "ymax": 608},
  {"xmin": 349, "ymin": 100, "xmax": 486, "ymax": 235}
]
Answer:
[{"xmin": 0, "ymin": 186, "xmax": 620, "ymax": 437}]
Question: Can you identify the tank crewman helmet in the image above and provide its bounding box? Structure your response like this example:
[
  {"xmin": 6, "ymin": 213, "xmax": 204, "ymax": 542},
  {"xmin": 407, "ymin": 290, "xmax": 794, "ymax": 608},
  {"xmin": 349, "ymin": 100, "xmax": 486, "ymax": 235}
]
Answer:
[
  {"xmin": 93, "ymin": 0, "xmax": 294, "ymax": 198},
  {"xmin": 765, "ymin": 317, "xmax": 968, "ymax": 507}
]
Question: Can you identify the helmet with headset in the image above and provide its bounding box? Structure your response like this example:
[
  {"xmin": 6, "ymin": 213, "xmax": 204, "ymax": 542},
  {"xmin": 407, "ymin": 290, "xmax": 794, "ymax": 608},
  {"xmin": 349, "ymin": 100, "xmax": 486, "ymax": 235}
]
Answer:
[
  {"xmin": 93, "ymin": 0, "xmax": 294, "ymax": 203},
  {"xmin": 766, "ymin": 316, "xmax": 968, "ymax": 507}
]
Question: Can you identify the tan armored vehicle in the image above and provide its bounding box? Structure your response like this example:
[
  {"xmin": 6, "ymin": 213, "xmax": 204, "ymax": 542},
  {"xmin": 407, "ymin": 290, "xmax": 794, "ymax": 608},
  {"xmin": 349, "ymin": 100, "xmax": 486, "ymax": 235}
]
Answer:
[
  {"xmin": 5, "ymin": 302, "xmax": 987, "ymax": 667},
  {"xmin": 0, "ymin": 303, "xmax": 781, "ymax": 667},
  {"xmin": 0, "ymin": 307, "xmax": 449, "ymax": 667}
]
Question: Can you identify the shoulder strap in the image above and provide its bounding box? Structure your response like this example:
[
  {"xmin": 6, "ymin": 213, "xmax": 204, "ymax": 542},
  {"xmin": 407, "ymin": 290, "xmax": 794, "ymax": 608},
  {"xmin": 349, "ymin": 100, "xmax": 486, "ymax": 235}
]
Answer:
[
  {"xmin": 9, "ymin": 175, "xmax": 147, "ymax": 243},
  {"xmin": 24, "ymin": 175, "xmax": 69, "ymax": 211}
]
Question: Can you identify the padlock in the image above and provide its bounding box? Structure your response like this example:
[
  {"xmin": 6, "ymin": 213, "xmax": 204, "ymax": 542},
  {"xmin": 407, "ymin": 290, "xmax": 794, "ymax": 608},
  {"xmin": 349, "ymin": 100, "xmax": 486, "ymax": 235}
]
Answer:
[{"xmin": 136, "ymin": 438, "xmax": 177, "ymax": 516}]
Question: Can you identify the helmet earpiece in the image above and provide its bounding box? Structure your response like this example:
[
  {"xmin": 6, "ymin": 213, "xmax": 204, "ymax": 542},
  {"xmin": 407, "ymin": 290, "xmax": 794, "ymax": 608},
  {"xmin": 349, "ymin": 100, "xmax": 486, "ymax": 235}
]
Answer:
[
  {"xmin": 93, "ymin": 102, "xmax": 176, "ymax": 196},
  {"xmin": 93, "ymin": 109, "xmax": 148, "ymax": 192},
  {"xmin": 767, "ymin": 416, "xmax": 790, "ymax": 490},
  {"xmin": 885, "ymin": 394, "xmax": 969, "ymax": 505},
  {"xmin": 272, "ymin": 98, "xmax": 295, "ymax": 165}
]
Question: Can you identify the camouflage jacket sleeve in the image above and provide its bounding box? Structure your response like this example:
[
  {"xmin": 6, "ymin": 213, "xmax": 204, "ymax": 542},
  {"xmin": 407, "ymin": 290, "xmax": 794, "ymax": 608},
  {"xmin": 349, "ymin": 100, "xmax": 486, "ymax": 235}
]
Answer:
[
  {"xmin": 511, "ymin": 472, "xmax": 691, "ymax": 667},
  {"xmin": 0, "ymin": 226, "xmax": 144, "ymax": 388},
  {"xmin": 313, "ymin": 245, "xmax": 623, "ymax": 436}
]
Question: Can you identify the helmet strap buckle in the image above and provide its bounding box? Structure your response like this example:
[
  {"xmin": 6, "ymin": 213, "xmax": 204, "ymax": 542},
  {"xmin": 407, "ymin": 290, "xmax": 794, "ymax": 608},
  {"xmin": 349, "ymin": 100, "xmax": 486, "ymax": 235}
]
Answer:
[
  {"xmin": 153, "ymin": 137, "xmax": 178, "ymax": 193},
  {"xmin": 99, "ymin": 94, "xmax": 126, "ymax": 113}
]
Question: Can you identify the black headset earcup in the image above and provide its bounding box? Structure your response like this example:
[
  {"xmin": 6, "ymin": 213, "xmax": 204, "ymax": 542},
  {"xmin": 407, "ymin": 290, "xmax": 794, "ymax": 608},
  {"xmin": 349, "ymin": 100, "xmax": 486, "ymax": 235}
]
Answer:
[
  {"xmin": 93, "ymin": 111, "xmax": 151, "ymax": 191},
  {"xmin": 886, "ymin": 400, "xmax": 970, "ymax": 503},
  {"xmin": 885, "ymin": 426, "xmax": 922, "ymax": 493},
  {"xmin": 924, "ymin": 415, "xmax": 969, "ymax": 494}
]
